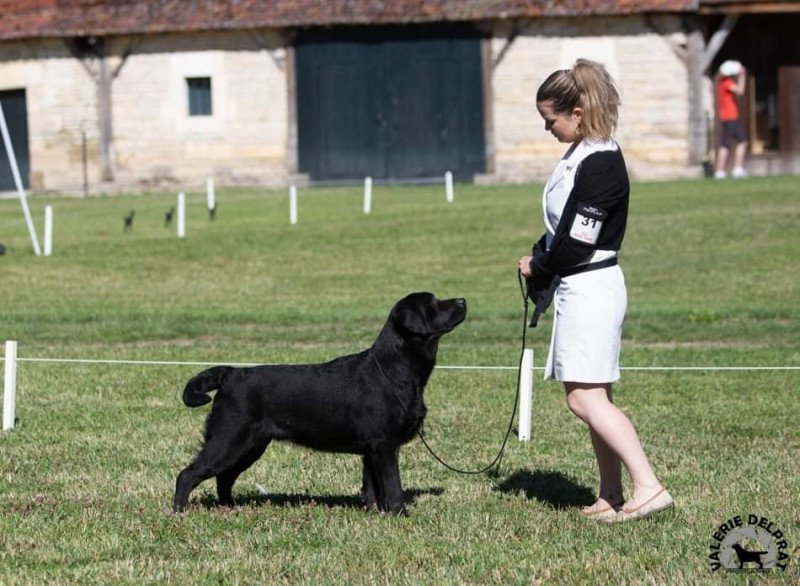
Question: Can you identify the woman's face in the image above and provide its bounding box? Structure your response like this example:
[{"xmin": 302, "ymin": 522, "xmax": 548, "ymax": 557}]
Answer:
[{"xmin": 537, "ymin": 100, "xmax": 582, "ymax": 144}]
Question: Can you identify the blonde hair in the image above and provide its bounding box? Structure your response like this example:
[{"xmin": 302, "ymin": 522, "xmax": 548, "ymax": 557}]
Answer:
[{"xmin": 536, "ymin": 59, "xmax": 620, "ymax": 140}]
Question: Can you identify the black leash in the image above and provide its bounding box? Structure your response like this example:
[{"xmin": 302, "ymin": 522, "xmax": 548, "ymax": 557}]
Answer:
[{"xmin": 379, "ymin": 272, "xmax": 531, "ymax": 475}]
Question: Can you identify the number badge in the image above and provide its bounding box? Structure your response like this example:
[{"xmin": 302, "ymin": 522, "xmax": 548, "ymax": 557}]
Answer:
[{"xmin": 569, "ymin": 203, "xmax": 608, "ymax": 245}]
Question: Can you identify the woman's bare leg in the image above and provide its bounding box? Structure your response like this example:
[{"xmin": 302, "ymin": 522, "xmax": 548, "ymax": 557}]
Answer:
[{"xmin": 565, "ymin": 382, "xmax": 663, "ymax": 510}]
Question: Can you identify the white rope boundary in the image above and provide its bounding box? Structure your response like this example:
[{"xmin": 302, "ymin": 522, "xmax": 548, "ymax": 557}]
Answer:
[
  {"xmin": 8, "ymin": 356, "xmax": 800, "ymax": 371},
  {"xmin": 3, "ymin": 340, "xmax": 799, "ymax": 434}
]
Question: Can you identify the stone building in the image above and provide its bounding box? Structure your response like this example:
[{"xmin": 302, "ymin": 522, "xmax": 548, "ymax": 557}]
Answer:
[{"xmin": 0, "ymin": 0, "xmax": 798, "ymax": 193}]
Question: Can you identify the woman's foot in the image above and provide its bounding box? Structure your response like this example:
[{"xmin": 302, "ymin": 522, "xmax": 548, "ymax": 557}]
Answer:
[
  {"xmin": 580, "ymin": 496, "xmax": 623, "ymax": 518},
  {"xmin": 601, "ymin": 486, "xmax": 673, "ymax": 523},
  {"xmin": 621, "ymin": 485, "xmax": 667, "ymax": 512}
]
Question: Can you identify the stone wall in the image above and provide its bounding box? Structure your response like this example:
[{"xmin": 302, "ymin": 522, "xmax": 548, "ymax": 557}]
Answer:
[
  {"xmin": 1, "ymin": 39, "xmax": 99, "ymax": 191},
  {"xmin": 111, "ymin": 31, "xmax": 289, "ymax": 191},
  {"xmin": 489, "ymin": 15, "xmax": 703, "ymax": 182},
  {"xmin": 0, "ymin": 17, "xmax": 704, "ymax": 194},
  {"xmin": 0, "ymin": 31, "xmax": 289, "ymax": 193}
]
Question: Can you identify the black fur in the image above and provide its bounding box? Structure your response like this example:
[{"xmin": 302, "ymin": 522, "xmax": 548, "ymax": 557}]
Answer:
[{"xmin": 173, "ymin": 292, "xmax": 467, "ymax": 515}]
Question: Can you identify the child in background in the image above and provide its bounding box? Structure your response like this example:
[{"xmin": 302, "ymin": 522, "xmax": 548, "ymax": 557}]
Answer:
[{"xmin": 714, "ymin": 60, "xmax": 748, "ymax": 179}]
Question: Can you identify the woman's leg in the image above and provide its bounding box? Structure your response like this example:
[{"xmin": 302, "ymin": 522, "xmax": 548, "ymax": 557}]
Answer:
[
  {"xmin": 583, "ymin": 427, "xmax": 624, "ymax": 512},
  {"xmin": 565, "ymin": 382, "xmax": 663, "ymax": 509},
  {"xmin": 585, "ymin": 389, "xmax": 625, "ymax": 512}
]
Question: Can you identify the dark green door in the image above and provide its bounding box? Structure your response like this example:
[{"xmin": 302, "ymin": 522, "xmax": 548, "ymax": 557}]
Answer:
[
  {"xmin": 0, "ymin": 89, "xmax": 30, "ymax": 190},
  {"xmin": 296, "ymin": 27, "xmax": 486, "ymax": 182}
]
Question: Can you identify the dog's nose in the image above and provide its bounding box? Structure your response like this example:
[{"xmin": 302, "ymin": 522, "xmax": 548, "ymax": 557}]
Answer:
[{"xmin": 455, "ymin": 298, "xmax": 466, "ymax": 309}]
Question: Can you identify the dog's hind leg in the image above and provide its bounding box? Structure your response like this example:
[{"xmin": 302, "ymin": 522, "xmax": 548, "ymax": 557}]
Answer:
[
  {"xmin": 216, "ymin": 441, "xmax": 270, "ymax": 507},
  {"xmin": 370, "ymin": 446, "xmax": 406, "ymax": 515},
  {"xmin": 174, "ymin": 442, "xmax": 258, "ymax": 512},
  {"xmin": 174, "ymin": 460, "xmax": 210, "ymax": 512},
  {"xmin": 173, "ymin": 420, "xmax": 264, "ymax": 512}
]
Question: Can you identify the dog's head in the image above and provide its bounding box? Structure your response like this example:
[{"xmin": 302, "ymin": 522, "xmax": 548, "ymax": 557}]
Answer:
[{"xmin": 391, "ymin": 292, "xmax": 467, "ymax": 339}]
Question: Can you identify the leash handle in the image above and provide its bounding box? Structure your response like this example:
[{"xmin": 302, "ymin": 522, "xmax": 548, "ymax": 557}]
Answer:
[{"xmin": 413, "ymin": 271, "xmax": 530, "ymax": 475}]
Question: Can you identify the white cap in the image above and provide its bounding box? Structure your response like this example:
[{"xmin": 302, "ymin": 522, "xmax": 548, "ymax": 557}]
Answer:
[{"xmin": 719, "ymin": 60, "xmax": 742, "ymax": 77}]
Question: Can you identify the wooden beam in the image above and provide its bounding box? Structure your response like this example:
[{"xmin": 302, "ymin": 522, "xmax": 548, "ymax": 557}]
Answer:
[
  {"xmin": 700, "ymin": 14, "xmax": 739, "ymax": 73},
  {"xmin": 644, "ymin": 14, "xmax": 688, "ymax": 65},
  {"xmin": 686, "ymin": 26, "xmax": 709, "ymax": 164},
  {"xmin": 97, "ymin": 47, "xmax": 114, "ymax": 182},
  {"xmin": 778, "ymin": 66, "xmax": 800, "ymax": 154},
  {"xmin": 698, "ymin": 3, "xmax": 800, "ymax": 15},
  {"xmin": 481, "ymin": 37, "xmax": 495, "ymax": 175}
]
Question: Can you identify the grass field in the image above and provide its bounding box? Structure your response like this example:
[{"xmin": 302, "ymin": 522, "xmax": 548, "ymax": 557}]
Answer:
[{"xmin": 1, "ymin": 176, "xmax": 798, "ymax": 584}]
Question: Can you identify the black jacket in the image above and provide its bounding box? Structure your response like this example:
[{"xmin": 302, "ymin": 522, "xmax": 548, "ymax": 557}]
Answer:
[{"xmin": 530, "ymin": 148, "xmax": 629, "ymax": 289}]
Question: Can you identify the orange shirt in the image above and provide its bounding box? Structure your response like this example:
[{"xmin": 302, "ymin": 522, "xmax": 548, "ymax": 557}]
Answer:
[{"xmin": 718, "ymin": 77, "xmax": 739, "ymax": 122}]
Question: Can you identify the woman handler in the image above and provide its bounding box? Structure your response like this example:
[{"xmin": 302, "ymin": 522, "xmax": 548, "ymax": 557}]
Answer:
[{"xmin": 518, "ymin": 59, "xmax": 672, "ymax": 522}]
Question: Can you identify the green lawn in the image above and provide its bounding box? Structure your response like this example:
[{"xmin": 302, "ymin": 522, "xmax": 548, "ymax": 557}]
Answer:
[{"xmin": 1, "ymin": 177, "xmax": 798, "ymax": 583}]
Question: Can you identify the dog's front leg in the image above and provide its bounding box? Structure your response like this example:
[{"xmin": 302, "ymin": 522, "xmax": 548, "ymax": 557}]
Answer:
[
  {"xmin": 371, "ymin": 447, "xmax": 407, "ymax": 516},
  {"xmin": 361, "ymin": 455, "xmax": 379, "ymax": 509}
]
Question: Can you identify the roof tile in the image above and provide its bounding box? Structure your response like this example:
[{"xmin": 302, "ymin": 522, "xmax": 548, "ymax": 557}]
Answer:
[{"xmin": 0, "ymin": 0, "xmax": 695, "ymax": 40}]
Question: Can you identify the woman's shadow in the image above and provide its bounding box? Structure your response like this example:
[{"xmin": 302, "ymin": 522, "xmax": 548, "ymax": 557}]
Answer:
[{"xmin": 494, "ymin": 468, "xmax": 594, "ymax": 509}]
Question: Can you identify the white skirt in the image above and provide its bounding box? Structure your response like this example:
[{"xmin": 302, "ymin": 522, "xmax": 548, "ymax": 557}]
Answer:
[{"xmin": 544, "ymin": 265, "xmax": 627, "ymax": 383}]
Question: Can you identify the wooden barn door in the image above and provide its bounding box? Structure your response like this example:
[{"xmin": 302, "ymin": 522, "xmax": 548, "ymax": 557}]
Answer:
[
  {"xmin": 295, "ymin": 26, "xmax": 486, "ymax": 182},
  {"xmin": 0, "ymin": 89, "xmax": 30, "ymax": 191}
]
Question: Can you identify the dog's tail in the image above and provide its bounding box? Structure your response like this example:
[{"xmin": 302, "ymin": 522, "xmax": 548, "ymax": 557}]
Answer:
[{"xmin": 182, "ymin": 366, "xmax": 234, "ymax": 407}]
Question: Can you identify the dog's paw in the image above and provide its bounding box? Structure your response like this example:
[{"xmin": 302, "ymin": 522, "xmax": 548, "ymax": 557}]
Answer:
[{"xmin": 381, "ymin": 505, "xmax": 409, "ymax": 517}]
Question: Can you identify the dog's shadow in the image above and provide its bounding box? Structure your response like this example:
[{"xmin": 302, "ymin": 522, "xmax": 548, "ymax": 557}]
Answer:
[
  {"xmin": 190, "ymin": 470, "xmax": 591, "ymax": 512},
  {"xmin": 196, "ymin": 487, "xmax": 444, "ymax": 511},
  {"xmin": 494, "ymin": 468, "xmax": 594, "ymax": 510}
]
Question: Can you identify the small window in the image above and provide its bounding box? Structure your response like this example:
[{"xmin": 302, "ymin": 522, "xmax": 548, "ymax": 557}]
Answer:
[{"xmin": 186, "ymin": 77, "xmax": 212, "ymax": 116}]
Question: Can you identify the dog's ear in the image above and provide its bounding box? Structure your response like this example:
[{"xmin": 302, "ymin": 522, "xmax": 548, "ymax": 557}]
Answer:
[{"xmin": 391, "ymin": 293, "xmax": 435, "ymax": 337}]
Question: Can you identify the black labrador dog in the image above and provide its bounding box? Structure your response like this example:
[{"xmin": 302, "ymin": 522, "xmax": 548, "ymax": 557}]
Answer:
[{"xmin": 173, "ymin": 292, "xmax": 467, "ymax": 515}]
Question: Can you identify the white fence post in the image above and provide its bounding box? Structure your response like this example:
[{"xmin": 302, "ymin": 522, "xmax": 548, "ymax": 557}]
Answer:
[
  {"xmin": 289, "ymin": 185, "xmax": 298, "ymax": 225},
  {"xmin": 518, "ymin": 348, "xmax": 533, "ymax": 441},
  {"xmin": 445, "ymin": 171, "xmax": 454, "ymax": 203},
  {"xmin": 177, "ymin": 192, "xmax": 186, "ymax": 239},
  {"xmin": 44, "ymin": 205, "xmax": 53, "ymax": 256},
  {"xmin": 3, "ymin": 340, "xmax": 18, "ymax": 431},
  {"xmin": 206, "ymin": 177, "xmax": 215, "ymax": 211},
  {"xmin": 363, "ymin": 177, "xmax": 372, "ymax": 214}
]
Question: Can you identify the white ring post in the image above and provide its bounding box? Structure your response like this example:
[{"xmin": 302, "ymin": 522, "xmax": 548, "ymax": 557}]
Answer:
[
  {"xmin": 177, "ymin": 192, "xmax": 186, "ymax": 239},
  {"xmin": 289, "ymin": 185, "xmax": 298, "ymax": 225},
  {"xmin": 445, "ymin": 171, "xmax": 454, "ymax": 203},
  {"xmin": 43, "ymin": 205, "xmax": 53, "ymax": 256},
  {"xmin": 3, "ymin": 341, "xmax": 18, "ymax": 431},
  {"xmin": 518, "ymin": 348, "xmax": 534, "ymax": 441},
  {"xmin": 206, "ymin": 177, "xmax": 215, "ymax": 211},
  {"xmin": 363, "ymin": 177, "xmax": 372, "ymax": 214}
]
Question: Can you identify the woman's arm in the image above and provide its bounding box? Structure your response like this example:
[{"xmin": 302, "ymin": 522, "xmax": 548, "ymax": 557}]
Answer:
[{"xmin": 530, "ymin": 150, "xmax": 629, "ymax": 277}]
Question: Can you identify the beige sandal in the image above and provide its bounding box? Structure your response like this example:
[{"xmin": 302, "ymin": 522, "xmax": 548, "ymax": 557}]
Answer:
[
  {"xmin": 580, "ymin": 499, "xmax": 623, "ymax": 521},
  {"xmin": 600, "ymin": 488, "xmax": 673, "ymax": 523}
]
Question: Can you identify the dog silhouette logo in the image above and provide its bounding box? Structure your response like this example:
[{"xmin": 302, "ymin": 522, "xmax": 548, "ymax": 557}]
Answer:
[
  {"xmin": 709, "ymin": 514, "xmax": 791, "ymax": 572},
  {"xmin": 730, "ymin": 542, "xmax": 768, "ymax": 569}
]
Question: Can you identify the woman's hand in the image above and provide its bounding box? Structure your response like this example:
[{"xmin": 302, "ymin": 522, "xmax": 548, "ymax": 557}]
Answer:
[{"xmin": 518, "ymin": 256, "xmax": 533, "ymax": 278}]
